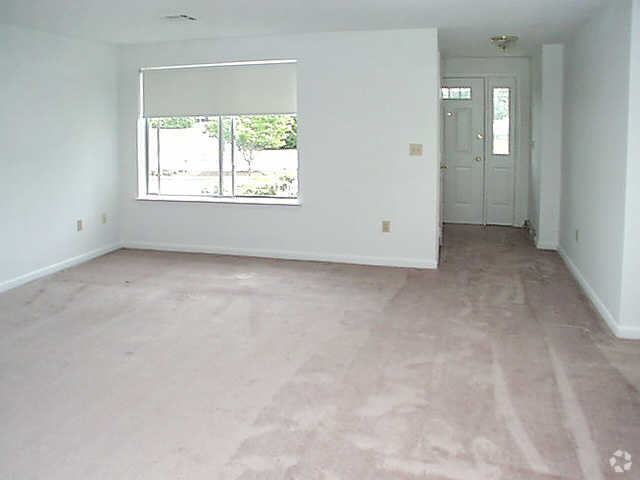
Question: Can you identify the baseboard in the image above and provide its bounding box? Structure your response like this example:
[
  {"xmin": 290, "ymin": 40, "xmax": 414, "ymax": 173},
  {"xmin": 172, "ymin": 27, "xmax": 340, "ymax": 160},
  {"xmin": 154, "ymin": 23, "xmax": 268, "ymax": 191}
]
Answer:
[
  {"xmin": 444, "ymin": 221, "xmax": 522, "ymax": 227},
  {"xmin": 557, "ymin": 246, "xmax": 640, "ymax": 339},
  {"xmin": 618, "ymin": 324, "xmax": 640, "ymax": 339},
  {"xmin": 122, "ymin": 241, "xmax": 438, "ymax": 269},
  {"xmin": 536, "ymin": 241, "xmax": 558, "ymax": 250},
  {"xmin": 0, "ymin": 243, "xmax": 122, "ymax": 293}
]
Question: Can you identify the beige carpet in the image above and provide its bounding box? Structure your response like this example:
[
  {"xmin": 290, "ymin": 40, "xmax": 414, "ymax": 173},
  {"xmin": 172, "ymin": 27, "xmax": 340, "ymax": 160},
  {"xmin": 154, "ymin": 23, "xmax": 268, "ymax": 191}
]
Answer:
[{"xmin": 1, "ymin": 225, "xmax": 639, "ymax": 479}]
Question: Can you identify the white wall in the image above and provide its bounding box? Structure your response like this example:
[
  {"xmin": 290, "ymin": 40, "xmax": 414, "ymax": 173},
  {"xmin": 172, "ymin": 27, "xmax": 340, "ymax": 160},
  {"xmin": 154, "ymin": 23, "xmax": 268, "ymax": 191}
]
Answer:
[
  {"xmin": 442, "ymin": 57, "xmax": 531, "ymax": 227},
  {"xmin": 534, "ymin": 45, "xmax": 564, "ymax": 250},
  {"xmin": 619, "ymin": 0, "xmax": 640, "ymax": 335},
  {"xmin": 119, "ymin": 29, "xmax": 441, "ymax": 268},
  {"xmin": 0, "ymin": 25, "xmax": 120, "ymax": 291},
  {"xmin": 559, "ymin": 0, "xmax": 634, "ymax": 336},
  {"xmin": 529, "ymin": 49, "xmax": 542, "ymax": 239}
]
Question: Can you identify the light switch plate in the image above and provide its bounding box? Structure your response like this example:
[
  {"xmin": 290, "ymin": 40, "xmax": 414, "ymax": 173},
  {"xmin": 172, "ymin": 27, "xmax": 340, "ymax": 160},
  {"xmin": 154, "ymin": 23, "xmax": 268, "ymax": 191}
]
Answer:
[{"xmin": 409, "ymin": 143, "xmax": 423, "ymax": 156}]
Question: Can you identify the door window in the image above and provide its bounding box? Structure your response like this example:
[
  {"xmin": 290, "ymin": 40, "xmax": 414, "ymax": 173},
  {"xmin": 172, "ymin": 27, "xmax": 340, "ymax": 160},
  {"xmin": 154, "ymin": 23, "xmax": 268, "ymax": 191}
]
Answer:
[
  {"xmin": 441, "ymin": 87, "xmax": 472, "ymax": 100},
  {"xmin": 492, "ymin": 87, "xmax": 510, "ymax": 155}
]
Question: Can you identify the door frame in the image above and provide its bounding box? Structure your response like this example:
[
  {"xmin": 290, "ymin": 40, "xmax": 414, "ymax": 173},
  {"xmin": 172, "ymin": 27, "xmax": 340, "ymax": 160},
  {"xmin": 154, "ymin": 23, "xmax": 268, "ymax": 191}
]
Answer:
[{"xmin": 442, "ymin": 74, "xmax": 518, "ymax": 226}]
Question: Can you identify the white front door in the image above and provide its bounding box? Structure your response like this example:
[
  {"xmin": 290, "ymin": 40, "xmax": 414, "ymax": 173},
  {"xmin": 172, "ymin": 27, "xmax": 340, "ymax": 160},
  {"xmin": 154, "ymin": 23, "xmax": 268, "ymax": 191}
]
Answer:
[
  {"xmin": 442, "ymin": 76, "xmax": 516, "ymax": 225},
  {"xmin": 442, "ymin": 78, "xmax": 485, "ymax": 224}
]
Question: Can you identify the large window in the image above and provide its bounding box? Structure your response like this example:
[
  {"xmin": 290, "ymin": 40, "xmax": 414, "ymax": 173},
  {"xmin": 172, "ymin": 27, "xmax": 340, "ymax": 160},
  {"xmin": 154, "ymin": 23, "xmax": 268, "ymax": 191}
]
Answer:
[
  {"xmin": 146, "ymin": 115, "xmax": 298, "ymax": 198},
  {"xmin": 140, "ymin": 61, "xmax": 298, "ymax": 201}
]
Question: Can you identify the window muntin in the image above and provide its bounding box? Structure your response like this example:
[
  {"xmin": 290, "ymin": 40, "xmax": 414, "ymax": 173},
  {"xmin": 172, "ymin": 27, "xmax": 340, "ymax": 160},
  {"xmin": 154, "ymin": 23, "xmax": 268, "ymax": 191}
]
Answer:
[
  {"xmin": 492, "ymin": 87, "xmax": 510, "ymax": 155},
  {"xmin": 145, "ymin": 114, "xmax": 298, "ymax": 199},
  {"xmin": 441, "ymin": 87, "xmax": 472, "ymax": 100}
]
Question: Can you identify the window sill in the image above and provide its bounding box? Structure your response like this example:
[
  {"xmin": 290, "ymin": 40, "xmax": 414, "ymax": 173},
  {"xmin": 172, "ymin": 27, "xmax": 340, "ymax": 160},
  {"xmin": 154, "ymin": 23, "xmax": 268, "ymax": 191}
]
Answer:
[{"xmin": 136, "ymin": 195, "xmax": 301, "ymax": 206}]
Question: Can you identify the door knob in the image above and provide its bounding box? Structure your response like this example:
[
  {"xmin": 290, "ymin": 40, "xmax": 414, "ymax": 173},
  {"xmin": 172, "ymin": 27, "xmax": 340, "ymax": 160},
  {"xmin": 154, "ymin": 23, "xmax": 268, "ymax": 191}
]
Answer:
[
  {"xmin": 475, "ymin": 156, "xmax": 483, "ymax": 162},
  {"xmin": 476, "ymin": 133, "xmax": 484, "ymax": 140}
]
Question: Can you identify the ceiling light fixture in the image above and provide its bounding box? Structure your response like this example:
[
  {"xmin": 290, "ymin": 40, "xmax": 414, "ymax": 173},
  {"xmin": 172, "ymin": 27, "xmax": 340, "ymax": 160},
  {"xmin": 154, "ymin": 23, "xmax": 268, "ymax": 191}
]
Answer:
[
  {"xmin": 490, "ymin": 35, "xmax": 519, "ymax": 53},
  {"xmin": 163, "ymin": 14, "xmax": 198, "ymax": 22}
]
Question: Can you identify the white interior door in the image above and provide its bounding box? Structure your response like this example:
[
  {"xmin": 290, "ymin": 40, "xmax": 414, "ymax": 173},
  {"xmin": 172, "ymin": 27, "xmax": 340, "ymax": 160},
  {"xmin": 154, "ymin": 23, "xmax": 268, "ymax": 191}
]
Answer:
[
  {"xmin": 442, "ymin": 78, "xmax": 485, "ymax": 224},
  {"xmin": 486, "ymin": 77, "xmax": 516, "ymax": 225}
]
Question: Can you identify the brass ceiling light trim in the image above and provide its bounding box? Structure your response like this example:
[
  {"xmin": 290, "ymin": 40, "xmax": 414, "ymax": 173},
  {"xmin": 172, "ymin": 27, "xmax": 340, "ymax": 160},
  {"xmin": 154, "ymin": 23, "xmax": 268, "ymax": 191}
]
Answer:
[{"xmin": 490, "ymin": 35, "xmax": 519, "ymax": 53}]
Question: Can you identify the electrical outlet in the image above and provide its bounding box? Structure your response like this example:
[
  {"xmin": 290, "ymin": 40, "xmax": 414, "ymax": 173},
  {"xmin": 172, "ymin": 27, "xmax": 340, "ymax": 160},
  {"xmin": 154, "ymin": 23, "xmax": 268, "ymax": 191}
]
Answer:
[
  {"xmin": 102, "ymin": 213, "xmax": 108, "ymax": 224},
  {"xmin": 575, "ymin": 229, "xmax": 579, "ymax": 243},
  {"xmin": 77, "ymin": 219, "xmax": 83, "ymax": 232},
  {"xmin": 409, "ymin": 143, "xmax": 423, "ymax": 156},
  {"xmin": 382, "ymin": 220, "xmax": 391, "ymax": 233}
]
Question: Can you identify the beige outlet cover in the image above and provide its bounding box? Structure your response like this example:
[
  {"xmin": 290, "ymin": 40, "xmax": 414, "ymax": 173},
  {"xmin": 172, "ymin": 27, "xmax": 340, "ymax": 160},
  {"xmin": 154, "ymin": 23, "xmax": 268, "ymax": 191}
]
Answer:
[{"xmin": 409, "ymin": 143, "xmax": 423, "ymax": 156}]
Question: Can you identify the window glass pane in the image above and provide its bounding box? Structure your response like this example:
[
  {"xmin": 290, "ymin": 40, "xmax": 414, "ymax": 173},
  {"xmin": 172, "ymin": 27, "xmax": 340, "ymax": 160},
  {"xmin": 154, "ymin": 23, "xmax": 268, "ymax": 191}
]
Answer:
[
  {"xmin": 232, "ymin": 114, "xmax": 298, "ymax": 197},
  {"xmin": 443, "ymin": 87, "xmax": 471, "ymax": 100},
  {"xmin": 155, "ymin": 117, "xmax": 220, "ymax": 196},
  {"xmin": 201, "ymin": 117, "xmax": 234, "ymax": 196},
  {"xmin": 146, "ymin": 114, "xmax": 298, "ymax": 198},
  {"xmin": 492, "ymin": 88, "xmax": 510, "ymax": 155}
]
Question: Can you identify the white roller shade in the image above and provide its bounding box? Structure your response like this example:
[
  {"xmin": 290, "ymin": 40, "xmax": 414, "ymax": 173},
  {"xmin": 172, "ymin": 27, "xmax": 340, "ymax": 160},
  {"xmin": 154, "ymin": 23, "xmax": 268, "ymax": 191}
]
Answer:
[{"xmin": 142, "ymin": 61, "xmax": 297, "ymax": 117}]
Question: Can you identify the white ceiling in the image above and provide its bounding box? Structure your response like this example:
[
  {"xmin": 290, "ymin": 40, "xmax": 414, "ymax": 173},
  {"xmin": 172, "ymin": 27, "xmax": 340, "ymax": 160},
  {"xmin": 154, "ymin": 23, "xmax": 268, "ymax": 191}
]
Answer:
[{"xmin": 3, "ymin": 0, "xmax": 605, "ymax": 56}]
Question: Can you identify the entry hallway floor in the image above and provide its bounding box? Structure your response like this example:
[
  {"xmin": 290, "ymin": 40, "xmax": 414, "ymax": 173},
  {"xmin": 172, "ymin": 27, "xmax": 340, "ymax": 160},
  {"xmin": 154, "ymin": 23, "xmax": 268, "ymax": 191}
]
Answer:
[{"xmin": 1, "ymin": 225, "xmax": 640, "ymax": 479}]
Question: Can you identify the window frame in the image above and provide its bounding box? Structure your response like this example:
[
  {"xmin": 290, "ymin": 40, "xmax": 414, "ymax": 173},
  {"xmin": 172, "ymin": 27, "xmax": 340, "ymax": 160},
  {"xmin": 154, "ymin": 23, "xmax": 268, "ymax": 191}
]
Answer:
[{"xmin": 139, "ymin": 113, "xmax": 300, "ymax": 204}]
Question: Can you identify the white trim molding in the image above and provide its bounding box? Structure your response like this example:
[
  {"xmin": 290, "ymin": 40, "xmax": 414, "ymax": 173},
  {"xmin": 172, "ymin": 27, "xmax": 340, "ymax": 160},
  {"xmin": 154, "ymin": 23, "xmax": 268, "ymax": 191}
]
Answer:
[
  {"xmin": 558, "ymin": 247, "xmax": 640, "ymax": 339},
  {"xmin": 0, "ymin": 243, "xmax": 122, "ymax": 293},
  {"xmin": 122, "ymin": 241, "xmax": 438, "ymax": 269},
  {"xmin": 136, "ymin": 195, "xmax": 301, "ymax": 206}
]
